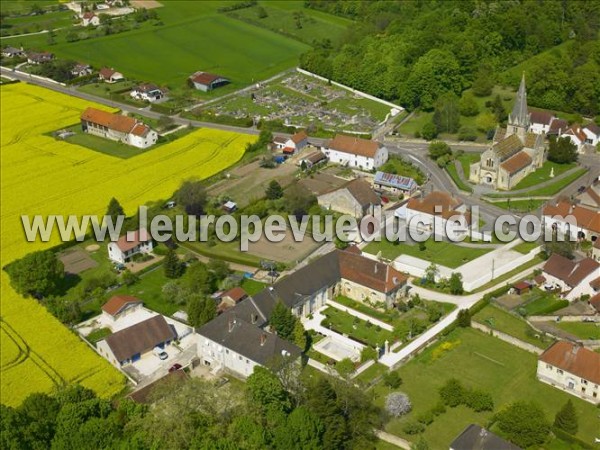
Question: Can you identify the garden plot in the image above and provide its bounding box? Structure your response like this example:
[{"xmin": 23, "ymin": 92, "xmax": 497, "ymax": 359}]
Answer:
[{"xmin": 206, "ymin": 72, "xmax": 392, "ymax": 133}]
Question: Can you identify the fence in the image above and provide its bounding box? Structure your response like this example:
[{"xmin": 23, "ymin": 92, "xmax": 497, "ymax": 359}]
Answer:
[
  {"xmin": 471, "ymin": 322, "xmax": 543, "ymax": 355},
  {"xmin": 1, "ymin": 66, "xmax": 66, "ymax": 86},
  {"xmin": 296, "ymin": 67, "xmax": 405, "ymax": 112}
]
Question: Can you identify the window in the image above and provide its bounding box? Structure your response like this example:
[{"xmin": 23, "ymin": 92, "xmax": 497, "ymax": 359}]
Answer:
[
  {"xmin": 239, "ymin": 356, "xmax": 242, "ymax": 360},
  {"xmin": 225, "ymin": 349, "xmax": 229, "ymax": 354},
  {"xmin": 546, "ymin": 364, "xmax": 552, "ymax": 370},
  {"xmin": 594, "ymin": 392, "xmax": 597, "ymax": 398},
  {"xmin": 557, "ymin": 369, "xmax": 563, "ymax": 375},
  {"xmin": 582, "ymin": 387, "xmax": 586, "ymax": 393},
  {"xmin": 582, "ymin": 379, "xmax": 588, "ymax": 385}
]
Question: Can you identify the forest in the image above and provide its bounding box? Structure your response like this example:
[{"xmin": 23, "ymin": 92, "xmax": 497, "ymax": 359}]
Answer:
[{"xmin": 301, "ymin": 0, "xmax": 600, "ymax": 116}]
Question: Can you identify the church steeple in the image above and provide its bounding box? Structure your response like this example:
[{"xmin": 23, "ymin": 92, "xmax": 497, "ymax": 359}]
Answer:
[{"xmin": 509, "ymin": 73, "xmax": 529, "ymax": 128}]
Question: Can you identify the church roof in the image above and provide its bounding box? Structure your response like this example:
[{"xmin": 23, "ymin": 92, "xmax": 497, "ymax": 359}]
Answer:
[
  {"xmin": 509, "ymin": 73, "xmax": 530, "ymax": 128},
  {"xmin": 500, "ymin": 151, "xmax": 532, "ymax": 175},
  {"xmin": 493, "ymin": 133, "xmax": 524, "ymax": 160},
  {"xmin": 524, "ymin": 132, "xmax": 542, "ymax": 149}
]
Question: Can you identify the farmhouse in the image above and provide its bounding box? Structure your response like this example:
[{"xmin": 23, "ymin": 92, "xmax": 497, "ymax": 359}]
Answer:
[
  {"xmin": 541, "ymin": 253, "xmax": 599, "ymax": 301},
  {"xmin": 317, "ymin": 177, "xmax": 381, "ymax": 218},
  {"xmin": 583, "ymin": 123, "xmax": 600, "ymax": 146},
  {"xmin": 97, "ymin": 315, "xmax": 177, "ymax": 367},
  {"xmin": 98, "ymin": 67, "xmax": 124, "ymax": 83},
  {"xmin": 548, "ymin": 118, "xmax": 569, "ymax": 137},
  {"xmin": 562, "ymin": 124, "xmax": 588, "ymax": 153},
  {"xmin": 2, "ymin": 46, "xmax": 25, "ymax": 58},
  {"xmin": 80, "ymin": 107, "xmax": 158, "ymax": 149},
  {"xmin": 101, "ymin": 295, "xmax": 143, "ymax": 323},
  {"xmin": 537, "ymin": 341, "xmax": 600, "ymax": 404},
  {"xmin": 373, "ymin": 171, "xmax": 418, "ymax": 195},
  {"xmin": 450, "ymin": 424, "xmax": 522, "ymax": 450},
  {"xmin": 130, "ymin": 83, "xmax": 164, "ymax": 102},
  {"xmin": 395, "ymin": 191, "xmax": 472, "ymax": 237},
  {"xmin": 216, "ymin": 287, "xmax": 248, "ymax": 314},
  {"xmin": 542, "ymin": 201, "xmax": 600, "ymax": 242},
  {"xmin": 81, "ymin": 11, "xmax": 100, "ymax": 26},
  {"xmin": 189, "ymin": 71, "xmax": 229, "ymax": 92},
  {"xmin": 470, "ymin": 75, "xmax": 546, "ymax": 190},
  {"xmin": 528, "ymin": 109, "xmax": 555, "ymax": 134},
  {"xmin": 71, "ymin": 63, "xmax": 92, "ymax": 77},
  {"xmin": 27, "ymin": 52, "xmax": 54, "ymax": 65},
  {"xmin": 323, "ymin": 134, "xmax": 388, "ymax": 170},
  {"xmin": 107, "ymin": 229, "xmax": 154, "ymax": 264},
  {"xmin": 272, "ymin": 131, "xmax": 309, "ymax": 154}
]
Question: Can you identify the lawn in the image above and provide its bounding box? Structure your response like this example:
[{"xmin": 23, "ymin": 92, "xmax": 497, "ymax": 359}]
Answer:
[
  {"xmin": 520, "ymin": 290, "xmax": 568, "ymax": 316},
  {"xmin": 554, "ymin": 321, "xmax": 600, "ymax": 340},
  {"xmin": 321, "ymin": 307, "xmax": 394, "ymax": 348},
  {"xmin": 376, "ymin": 327, "xmax": 597, "ymax": 448},
  {"xmin": 512, "ymin": 240, "xmax": 541, "ymax": 254},
  {"xmin": 379, "ymin": 156, "xmax": 426, "ymax": 185},
  {"xmin": 446, "ymin": 163, "xmax": 473, "ymax": 193},
  {"xmin": 512, "ymin": 161, "xmax": 576, "ymax": 190},
  {"xmin": 488, "ymin": 198, "xmax": 545, "ymax": 212},
  {"xmin": 486, "ymin": 168, "xmax": 588, "ymax": 198},
  {"xmin": 473, "ymin": 304, "xmax": 551, "ymax": 349},
  {"xmin": 456, "ymin": 152, "xmax": 481, "ymax": 179},
  {"xmin": 1, "ymin": 9, "xmax": 74, "ymax": 36},
  {"xmin": 364, "ymin": 240, "xmax": 492, "ymax": 269},
  {"xmin": 33, "ymin": 3, "xmax": 309, "ymax": 92},
  {"xmin": 0, "ymin": 83, "xmax": 252, "ymax": 405},
  {"xmin": 226, "ymin": 0, "xmax": 351, "ymax": 46},
  {"xmin": 241, "ymin": 278, "xmax": 268, "ymax": 296},
  {"xmin": 354, "ymin": 362, "xmax": 387, "ymax": 385}
]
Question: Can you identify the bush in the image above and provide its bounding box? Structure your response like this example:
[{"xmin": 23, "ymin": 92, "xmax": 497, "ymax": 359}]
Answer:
[
  {"xmin": 439, "ymin": 378, "xmax": 465, "ymax": 407},
  {"xmin": 431, "ymin": 401, "xmax": 446, "ymax": 416},
  {"xmin": 465, "ymin": 389, "xmax": 494, "ymax": 412},
  {"xmin": 385, "ymin": 392, "xmax": 412, "ymax": 417},
  {"xmin": 383, "ymin": 371, "xmax": 403, "ymax": 389},
  {"xmin": 458, "ymin": 126, "xmax": 477, "ymax": 141},
  {"xmin": 421, "ymin": 121, "xmax": 438, "ymax": 140},
  {"xmin": 417, "ymin": 410, "xmax": 434, "ymax": 425},
  {"xmin": 402, "ymin": 421, "xmax": 425, "ymax": 435}
]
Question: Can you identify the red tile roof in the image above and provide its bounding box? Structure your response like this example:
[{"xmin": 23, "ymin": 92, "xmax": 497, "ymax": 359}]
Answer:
[
  {"xmin": 130, "ymin": 122, "xmax": 150, "ymax": 137},
  {"xmin": 291, "ymin": 130, "xmax": 308, "ymax": 144},
  {"xmin": 99, "ymin": 67, "xmax": 118, "ymax": 79},
  {"xmin": 102, "ymin": 295, "xmax": 142, "ymax": 317},
  {"xmin": 81, "ymin": 107, "xmax": 137, "ymax": 133},
  {"xmin": 328, "ymin": 134, "xmax": 380, "ymax": 158},
  {"xmin": 222, "ymin": 287, "xmax": 248, "ymax": 303},
  {"xmin": 407, "ymin": 191, "xmax": 471, "ymax": 222},
  {"xmin": 590, "ymin": 292, "xmax": 600, "ymax": 313},
  {"xmin": 543, "ymin": 201, "xmax": 600, "ymax": 234},
  {"xmin": 190, "ymin": 71, "xmax": 225, "ymax": 86},
  {"xmin": 548, "ymin": 118, "xmax": 568, "ymax": 135},
  {"xmin": 115, "ymin": 229, "xmax": 151, "ymax": 252},
  {"xmin": 543, "ymin": 254, "xmax": 600, "ymax": 288},
  {"xmin": 82, "ymin": 12, "xmax": 96, "ymax": 19},
  {"xmin": 590, "ymin": 276, "xmax": 600, "ymax": 290},
  {"xmin": 500, "ymin": 151, "xmax": 532, "ymax": 175},
  {"xmin": 529, "ymin": 109, "xmax": 554, "ymax": 125},
  {"xmin": 539, "ymin": 341, "xmax": 600, "ymax": 385},
  {"xmin": 584, "ymin": 122, "xmax": 600, "ymax": 136},
  {"xmin": 338, "ymin": 251, "xmax": 408, "ymax": 293},
  {"xmin": 564, "ymin": 125, "xmax": 587, "ymax": 142}
]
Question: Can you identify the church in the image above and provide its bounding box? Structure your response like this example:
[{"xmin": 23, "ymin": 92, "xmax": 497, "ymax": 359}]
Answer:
[{"xmin": 470, "ymin": 75, "xmax": 546, "ymax": 190}]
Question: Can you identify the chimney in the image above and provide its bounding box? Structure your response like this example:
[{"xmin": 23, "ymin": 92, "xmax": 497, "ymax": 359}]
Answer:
[
  {"xmin": 374, "ymin": 263, "xmax": 378, "ymax": 274},
  {"xmin": 260, "ymin": 333, "xmax": 267, "ymax": 346},
  {"xmin": 228, "ymin": 318, "xmax": 235, "ymax": 332}
]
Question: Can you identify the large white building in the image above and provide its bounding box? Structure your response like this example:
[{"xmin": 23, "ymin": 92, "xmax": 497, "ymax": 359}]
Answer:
[
  {"xmin": 542, "ymin": 201, "xmax": 600, "ymax": 243},
  {"xmin": 323, "ymin": 134, "xmax": 388, "ymax": 170},
  {"xmin": 537, "ymin": 341, "xmax": 600, "ymax": 404},
  {"xmin": 81, "ymin": 107, "xmax": 158, "ymax": 149}
]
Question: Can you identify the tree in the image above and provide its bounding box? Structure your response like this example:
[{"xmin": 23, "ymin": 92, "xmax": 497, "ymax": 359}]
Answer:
[
  {"xmin": 548, "ymin": 136, "xmax": 578, "ymax": 164},
  {"xmin": 270, "ymin": 301, "xmax": 296, "ymax": 340},
  {"xmin": 457, "ymin": 309, "xmax": 471, "ymax": 327},
  {"xmin": 433, "ymin": 93, "xmax": 461, "ymax": 133},
  {"xmin": 360, "ymin": 346, "xmax": 377, "ymax": 363},
  {"xmin": 428, "ymin": 141, "xmax": 452, "ymax": 160},
  {"xmin": 411, "ymin": 437, "xmax": 430, "ymax": 450},
  {"xmin": 175, "ymin": 180, "xmax": 207, "ymax": 216},
  {"xmin": 496, "ymin": 401, "xmax": 550, "ymax": 448},
  {"xmin": 106, "ymin": 197, "xmax": 124, "ymax": 222},
  {"xmin": 472, "ymin": 65, "xmax": 494, "ymax": 97},
  {"xmin": 183, "ymin": 261, "xmax": 213, "ymax": 294},
  {"xmin": 293, "ymin": 320, "xmax": 307, "ymax": 352},
  {"xmin": 554, "ymin": 399, "xmax": 578, "ymax": 435},
  {"xmin": 448, "ymin": 272, "xmax": 464, "ymax": 294},
  {"xmin": 157, "ymin": 115, "xmax": 174, "ymax": 130},
  {"xmin": 490, "ymin": 94, "xmax": 507, "ymax": 123},
  {"xmin": 265, "ymin": 180, "xmax": 284, "ymax": 200},
  {"xmin": 423, "ymin": 263, "xmax": 439, "ymax": 284},
  {"xmin": 207, "ymin": 259, "xmax": 231, "ymax": 281},
  {"xmin": 475, "ymin": 111, "xmax": 497, "ymax": 135},
  {"xmin": 283, "ymin": 184, "xmax": 316, "ymax": 218},
  {"xmin": 272, "ymin": 406, "xmax": 324, "ymax": 449},
  {"xmin": 186, "ymin": 295, "xmax": 213, "ymax": 328},
  {"xmin": 163, "ymin": 248, "xmax": 184, "ymax": 279},
  {"xmin": 120, "ymin": 269, "xmax": 139, "ymax": 286},
  {"xmin": 335, "ymin": 358, "xmax": 355, "ymax": 378},
  {"xmin": 383, "ymin": 371, "xmax": 402, "ymax": 389},
  {"xmin": 385, "ymin": 392, "xmax": 411, "ymax": 417},
  {"xmin": 5, "ymin": 251, "xmax": 64, "ymax": 298},
  {"xmin": 421, "ymin": 121, "xmax": 438, "ymax": 140},
  {"xmin": 544, "ymin": 237, "xmax": 575, "ymax": 260},
  {"xmin": 459, "ymin": 92, "xmax": 479, "ymax": 116},
  {"xmin": 439, "ymin": 378, "xmax": 465, "ymax": 407},
  {"xmin": 246, "ymin": 366, "xmax": 291, "ymax": 413},
  {"xmin": 256, "ymin": 6, "xmax": 268, "ymax": 19}
]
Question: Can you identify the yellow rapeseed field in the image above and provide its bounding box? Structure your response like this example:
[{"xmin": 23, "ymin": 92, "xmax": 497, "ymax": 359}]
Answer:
[{"xmin": 0, "ymin": 83, "xmax": 253, "ymax": 406}]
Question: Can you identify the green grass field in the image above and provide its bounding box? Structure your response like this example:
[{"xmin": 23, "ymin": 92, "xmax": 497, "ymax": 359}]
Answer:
[
  {"xmin": 376, "ymin": 328, "xmax": 597, "ymax": 449},
  {"xmin": 554, "ymin": 321, "xmax": 600, "ymax": 340},
  {"xmin": 240, "ymin": 278, "xmax": 268, "ymax": 295},
  {"xmin": 512, "ymin": 240, "xmax": 540, "ymax": 254},
  {"xmin": 473, "ymin": 304, "xmax": 551, "ymax": 349},
  {"xmin": 364, "ymin": 240, "xmax": 492, "ymax": 269},
  {"xmin": 486, "ymin": 168, "xmax": 588, "ymax": 199},
  {"xmin": 520, "ymin": 290, "xmax": 568, "ymax": 316},
  {"xmin": 321, "ymin": 306, "xmax": 394, "ymax": 348},
  {"xmin": 488, "ymin": 198, "xmax": 545, "ymax": 212},
  {"xmin": 446, "ymin": 163, "xmax": 473, "ymax": 192},
  {"xmin": 512, "ymin": 161, "xmax": 576, "ymax": 190}
]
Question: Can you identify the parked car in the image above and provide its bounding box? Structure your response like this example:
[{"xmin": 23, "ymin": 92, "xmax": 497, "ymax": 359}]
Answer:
[
  {"xmin": 168, "ymin": 363, "xmax": 182, "ymax": 372},
  {"xmin": 153, "ymin": 347, "xmax": 168, "ymax": 360}
]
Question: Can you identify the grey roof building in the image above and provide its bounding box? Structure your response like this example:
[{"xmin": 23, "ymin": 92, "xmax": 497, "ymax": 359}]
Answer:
[{"xmin": 450, "ymin": 424, "xmax": 522, "ymax": 450}]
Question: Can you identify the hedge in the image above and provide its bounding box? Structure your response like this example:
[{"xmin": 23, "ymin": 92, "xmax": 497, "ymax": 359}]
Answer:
[
  {"xmin": 151, "ymin": 103, "xmax": 182, "ymax": 115},
  {"xmin": 551, "ymin": 427, "xmax": 594, "ymax": 449}
]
